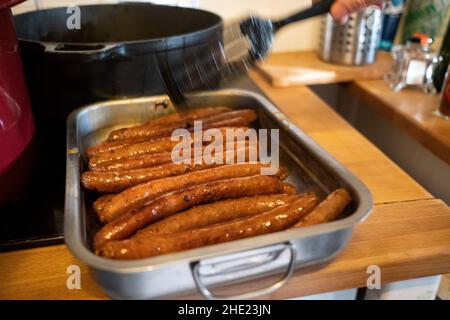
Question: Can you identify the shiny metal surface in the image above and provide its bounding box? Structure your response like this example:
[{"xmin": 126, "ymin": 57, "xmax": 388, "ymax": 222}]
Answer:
[
  {"xmin": 65, "ymin": 89, "xmax": 372, "ymax": 299},
  {"xmin": 192, "ymin": 242, "xmax": 296, "ymax": 300},
  {"xmin": 318, "ymin": 6, "xmax": 382, "ymax": 65}
]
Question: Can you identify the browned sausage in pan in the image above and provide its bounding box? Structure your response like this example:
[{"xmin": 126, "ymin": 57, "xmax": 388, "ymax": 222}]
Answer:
[
  {"xmin": 93, "ymin": 175, "xmax": 296, "ymax": 249},
  {"xmin": 87, "ymin": 125, "xmax": 218, "ymax": 160},
  {"xmin": 159, "ymin": 107, "xmax": 232, "ymax": 124},
  {"xmin": 133, "ymin": 194, "xmax": 303, "ymax": 238},
  {"xmin": 86, "ymin": 133, "xmax": 188, "ymax": 160},
  {"xmin": 88, "ymin": 139, "xmax": 182, "ymax": 170},
  {"xmin": 191, "ymin": 109, "xmax": 257, "ymax": 126},
  {"xmin": 90, "ymin": 149, "xmax": 176, "ymax": 172},
  {"xmin": 86, "ymin": 140, "xmax": 135, "ymax": 160},
  {"xmin": 197, "ymin": 115, "xmax": 257, "ymax": 132},
  {"xmin": 89, "ymin": 127, "xmax": 250, "ymax": 170},
  {"xmin": 82, "ymin": 143, "xmax": 258, "ymax": 193},
  {"xmin": 82, "ymin": 162, "xmax": 219, "ymax": 194},
  {"xmin": 94, "ymin": 162, "xmax": 286, "ymax": 223},
  {"xmin": 97, "ymin": 194, "xmax": 319, "ymax": 260},
  {"xmin": 87, "ymin": 120, "xmax": 243, "ymax": 160},
  {"xmin": 107, "ymin": 122, "xmax": 187, "ymax": 143},
  {"xmin": 146, "ymin": 107, "xmax": 231, "ymax": 127},
  {"xmin": 107, "ymin": 107, "xmax": 232, "ymax": 142},
  {"xmin": 89, "ymin": 138, "xmax": 253, "ymax": 172},
  {"xmin": 92, "ymin": 194, "xmax": 115, "ymax": 214},
  {"xmin": 293, "ymin": 189, "xmax": 351, "ymax": 228}
]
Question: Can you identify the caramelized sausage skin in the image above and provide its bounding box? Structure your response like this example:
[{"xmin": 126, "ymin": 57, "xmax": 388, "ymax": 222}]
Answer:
[
  {"xmin": 92, "ymin": 194, "xmax": 115, "ymax": 214},
  {"xmin": 294, "ymin": 189, "xmax": 351, "ymax": 227},
  {"xmin": 107, "ymin": 107, "xmax": 233, "ymax": 142},
  {"xmin": 87, "ymin": 113, "xmax": 244, "ymax": 159},
  {"xmin": 107, "ymin": 112, "xmax": 256, "ymax": 142},
  {"xmin": 94, "ymin": 163, "xmax": 286, "ymax": 223},
  {"xmin": 98, "ymin": 194, "xmax": 319, "ymax": 259},
  {"xmin": 194, "ymin": 109, "xmax": 257, "ymax": 126},
  {"xmin": 108, "ymin": 123, "xmax": 186, "ymax": 142},
  {"xmin": 86, "ymin": 140, "xmax": 134, "ymax": 159},
  {"xmin": 91, "ymin": 150, "xmax": 176, "ymax": 172},
  {"xmin": 88, "ymin": 139, "xmax": 181, "ymax": 170},
  {"xmin": 86, "ymin": 135, "xmax": 183, "ymax": 161},
  {"xmin": 82, "ymin": 144, "xmax": 259, "ymax": 193},
  {"xmin": 82, "ymin": 162, "xmax": 219, "ymax": 194},
  {"xmin": 90, "ymin": 138, "xmax": 251, "ymax": 172},
  {"xmin": 133, "ymin": 194, "xmax": 301, "ymax": 237},
  {"xmin": 93, "ymin": 175, "xmax": 295, "ymax": 249},
  {"xmin": 87, "ymin": 120, "xmax": 236, "ymax": 160},
  {"xmin": 87, "ymin": 134, "xmax": 192, "ymax": 161},
  {"xmin": 199, "ymin": 118, "xmax": 255, "ymax": 131},
  {"xmin": 89, "ymin": 127, "xmax": 250, "ymax": 170}
]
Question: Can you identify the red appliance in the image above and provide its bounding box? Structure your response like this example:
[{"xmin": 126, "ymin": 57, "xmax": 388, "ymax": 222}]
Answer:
[{"xmin": 0, "ymin": 0, "xmax": 35, "ymax": 206}]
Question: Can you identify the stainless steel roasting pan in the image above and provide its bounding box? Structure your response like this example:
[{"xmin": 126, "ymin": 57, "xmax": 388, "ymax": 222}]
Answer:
[{"xmin": 65, "ymin": 89, "xmax": 372, "ymax": 299}]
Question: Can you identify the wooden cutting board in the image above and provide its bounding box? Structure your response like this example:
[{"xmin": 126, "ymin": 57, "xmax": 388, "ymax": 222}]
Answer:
[{"xmin": 257, "ymin": 50, "xmax": 393, "ymax": 87}]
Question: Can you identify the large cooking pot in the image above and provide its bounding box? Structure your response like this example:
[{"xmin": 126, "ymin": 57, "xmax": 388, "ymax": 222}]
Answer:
[
  {"xmin": 13, "ymin": 3, "xmax": 223, "ymax": 190},
  {"xmin": 0, "ymin": 0, "xmax": 35, "ymax": 207},
  {"xmin": 14, "ymin": 3, "xmax": 223, "ymax": 129}
]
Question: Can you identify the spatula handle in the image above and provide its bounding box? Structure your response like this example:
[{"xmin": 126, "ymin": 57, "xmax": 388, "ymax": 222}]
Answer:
[{"xmin": 273, "ymin": 0, "xmax": 334, "ymax": 31}]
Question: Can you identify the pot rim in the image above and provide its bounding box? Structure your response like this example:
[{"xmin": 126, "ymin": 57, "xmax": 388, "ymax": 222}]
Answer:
[{"xmin": 14, "ymin": 3, "xmax": 224, "ymax": 46}]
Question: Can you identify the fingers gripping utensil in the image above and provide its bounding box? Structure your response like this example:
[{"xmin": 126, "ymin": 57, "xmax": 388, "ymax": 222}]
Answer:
[{"xmin": 158, "ymin": 0, "xmax": 335, "ymax": 107}]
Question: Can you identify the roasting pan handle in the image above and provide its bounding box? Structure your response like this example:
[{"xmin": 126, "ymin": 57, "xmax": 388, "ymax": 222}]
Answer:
[{"xmin": 191, "ymin": 242, "xmax": 296, "ymax": 300}]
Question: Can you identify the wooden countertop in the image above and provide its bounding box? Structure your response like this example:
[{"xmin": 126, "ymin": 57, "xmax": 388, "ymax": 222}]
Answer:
[
  {"xmin": 259, "ymin": 50, "xmax": 450, "ymax": 165},
  {"xmin": 350, "ymin": 80, "xmax": 450, "ymax": 164},
  {"xmin": 257, "ymin": 51, "xmax": 393, "ymax": 86},
  {"xmin": 1, "ymin": 69, "xmax": 449, "ymax": 300}
]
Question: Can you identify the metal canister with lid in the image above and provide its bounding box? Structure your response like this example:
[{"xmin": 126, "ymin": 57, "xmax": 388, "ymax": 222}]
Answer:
[{"xmin": 318, "ymin": 5, "xmax": 383, "ymax": 65}]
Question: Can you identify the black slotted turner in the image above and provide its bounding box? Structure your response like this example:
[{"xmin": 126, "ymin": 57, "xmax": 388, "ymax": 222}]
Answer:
[{"xmin": 158, "ymin": 0, "xmax": 334, "ymax": 106}]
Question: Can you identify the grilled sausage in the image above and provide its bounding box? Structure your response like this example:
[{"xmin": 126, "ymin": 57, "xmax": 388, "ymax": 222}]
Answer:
[
  {"xmin": 89, "ymin": 127, "xmax": 249, "ymax": 170},
  {"xmin": 88, "ymin": 122, "xmax": 238, "ymax": 160},
  {"xmin": 133, "ymin": 194, "xmax": 303, "ymax": 238},
  {"xmin": 141, "ymin": 107, "xmax": 231, "ymax": 128},
  {"xmin": 92, "ymin": 194, "xmax": 115, "ymax": 214},
  {"xmin": 82, "ymin": 163, "xmax": 218, "ymax": 194},
  {"xmin": 82, "ymin": 144, "xmax": 258, "ymax": 193},
  {"xmin": 159, "ymin": 107, "xmax": 232, "ymax": 124},
  {"xmin": 108, "ymin": 122, "xmax": 187, "ymax": 143},
  {"xmin": 86, "ymin": 140, "xmax": 135, "ymax": 160},
  {"xmin": 192, "ymin": 109, "xmax": 257, "ymax": 126},
  {"xmin": 282, "ymin": 183, "xmax": 297, "ymax": 194},
  {"xmin": 94, "ymin": 162, "xmax": 287, "ymax": 222},
  {"xmin": 199, "ymin": 117, "xmax": 257, "ymax": 131},
  {"xmin": 87, "ymin": 115, "xmax": 242, "ymax": 159},
  {"xmin": 107, "ymin": 107, "xmax": 232, "ymax": 142},
  {"xmin": 86, "ymin": 134, "xmax": 184, "ymax": 160},
  {"xmin": 93, "ymin": 175, "xmax": 295, "ymax": 249},
  {"xmin": 89, "ymin": 139, "xmax": 182, "ymax": 170},
  {"xmin": 91, "ymin": 149, "xmax": 176, "ymax": 172},
  {"xmin": 293, "ymin": 189, "xmax": 351, "ymax": 228},
  {"xmin": 90, "ymin": 138, "xmax": 253, "ymax": 172},
  {"xmin": 97, "ymin": 194, "xmax": 319, "ymax": 259}
]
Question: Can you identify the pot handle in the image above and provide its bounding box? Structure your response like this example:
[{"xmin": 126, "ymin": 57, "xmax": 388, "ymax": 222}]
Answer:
[
  {"xmin": 44, "ymin": 43, "xmax": 119, "ymax": 57},
  {"xmin": 191, "ymin": 242, "xmax": 296, "ymax": 300}
]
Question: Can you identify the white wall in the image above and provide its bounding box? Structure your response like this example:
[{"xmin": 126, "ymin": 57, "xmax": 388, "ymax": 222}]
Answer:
[{"xmin": 12, "ymin": 0, "xmax": 320, "ymax": 51}]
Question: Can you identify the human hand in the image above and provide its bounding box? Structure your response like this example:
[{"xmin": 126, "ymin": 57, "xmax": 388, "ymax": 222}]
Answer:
[{"xmin": 330, "ymin": 0, "xmax": 385, "ymax": 24}]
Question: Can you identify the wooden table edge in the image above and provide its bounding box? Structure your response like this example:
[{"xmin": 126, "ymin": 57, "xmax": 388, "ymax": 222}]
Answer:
[{"xmin": 0, "ymin": 198, "xmax": 448, "ymax": 300}]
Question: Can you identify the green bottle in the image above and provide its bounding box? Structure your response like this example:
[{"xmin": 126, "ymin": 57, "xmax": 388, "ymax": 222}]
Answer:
[{"xmin": 434, "ymin": 20, "xmax": 450, "ymax": 92}]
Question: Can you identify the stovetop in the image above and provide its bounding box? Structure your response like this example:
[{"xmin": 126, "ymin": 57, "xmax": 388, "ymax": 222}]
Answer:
[
  {"xmin": 0, "ymin": 75, "xmax": 266, "ymax": 252},
  {"xmin": 0, "ymin": 141, "xmax": 65, "ymax": 252}
]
